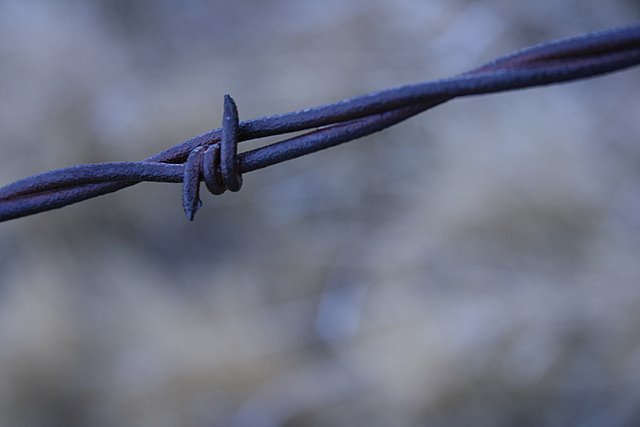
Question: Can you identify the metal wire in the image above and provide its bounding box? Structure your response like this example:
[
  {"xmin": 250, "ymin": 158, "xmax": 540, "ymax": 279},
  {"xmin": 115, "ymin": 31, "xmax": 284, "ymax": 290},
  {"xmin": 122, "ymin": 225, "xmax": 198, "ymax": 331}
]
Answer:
[{"xmin": 1, "ymin": 25, "xmax": 639, "ymax": 222}]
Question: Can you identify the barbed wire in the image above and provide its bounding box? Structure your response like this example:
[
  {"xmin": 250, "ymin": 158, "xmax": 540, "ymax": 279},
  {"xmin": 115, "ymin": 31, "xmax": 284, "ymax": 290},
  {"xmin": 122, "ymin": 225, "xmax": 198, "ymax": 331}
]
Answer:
[{"xmin": 1, "ymin": 25, "xmax": 639, "ymax": 222}]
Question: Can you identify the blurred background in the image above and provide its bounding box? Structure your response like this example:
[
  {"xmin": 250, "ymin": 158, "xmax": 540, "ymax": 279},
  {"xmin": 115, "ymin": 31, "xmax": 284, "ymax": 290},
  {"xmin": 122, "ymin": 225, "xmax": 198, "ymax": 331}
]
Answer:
[{"xmin": 1, "ymin": 1, "xmax": 640, "ymax": 426}]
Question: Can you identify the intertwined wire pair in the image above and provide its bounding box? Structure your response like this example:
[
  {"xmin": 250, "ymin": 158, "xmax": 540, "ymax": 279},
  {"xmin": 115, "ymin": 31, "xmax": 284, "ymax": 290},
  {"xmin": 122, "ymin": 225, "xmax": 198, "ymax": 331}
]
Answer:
[{"xmin": 1, "ymin": 24, "xmax": 639, "ymax": 222}]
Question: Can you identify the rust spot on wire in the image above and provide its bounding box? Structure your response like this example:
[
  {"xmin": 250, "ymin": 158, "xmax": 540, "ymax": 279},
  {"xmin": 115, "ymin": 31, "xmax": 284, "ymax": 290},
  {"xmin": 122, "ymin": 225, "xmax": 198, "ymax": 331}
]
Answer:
[{"xmin": 0, "ymin": 25, "xmax": 639, "ymax": 222}]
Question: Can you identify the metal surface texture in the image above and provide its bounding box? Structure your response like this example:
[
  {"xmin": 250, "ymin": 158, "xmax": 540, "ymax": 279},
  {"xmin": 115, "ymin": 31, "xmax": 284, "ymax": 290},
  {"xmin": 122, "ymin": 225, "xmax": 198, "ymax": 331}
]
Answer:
[{"xmin": 1, "ymin": 24, "xmax": 639, "ymax": 222}]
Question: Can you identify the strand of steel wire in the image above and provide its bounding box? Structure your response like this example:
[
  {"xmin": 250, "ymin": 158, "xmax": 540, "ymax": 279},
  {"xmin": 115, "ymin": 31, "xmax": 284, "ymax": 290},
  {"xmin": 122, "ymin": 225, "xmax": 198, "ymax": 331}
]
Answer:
[{"xmin": 0, "ymin": 24, "xmax": 639, "ymax": 221}]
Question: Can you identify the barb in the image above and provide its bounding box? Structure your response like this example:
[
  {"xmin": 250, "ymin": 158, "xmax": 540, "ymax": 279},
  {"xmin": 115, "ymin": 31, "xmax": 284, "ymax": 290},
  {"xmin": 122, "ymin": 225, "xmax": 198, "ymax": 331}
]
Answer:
[{"xmin": 1, "ymin": 25, "xmax": 639, "ymax": 222}]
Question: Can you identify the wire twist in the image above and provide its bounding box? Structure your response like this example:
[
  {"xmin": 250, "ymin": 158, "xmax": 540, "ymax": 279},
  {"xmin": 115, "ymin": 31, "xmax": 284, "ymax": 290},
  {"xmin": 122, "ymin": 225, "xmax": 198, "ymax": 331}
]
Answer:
[
  {"xmin": 182, "ymin": 95, "xmax": 243, "ymax": 220},
  {"xmin": 0, "ymin": 25, "xmax": 639, "ymax": 222}
]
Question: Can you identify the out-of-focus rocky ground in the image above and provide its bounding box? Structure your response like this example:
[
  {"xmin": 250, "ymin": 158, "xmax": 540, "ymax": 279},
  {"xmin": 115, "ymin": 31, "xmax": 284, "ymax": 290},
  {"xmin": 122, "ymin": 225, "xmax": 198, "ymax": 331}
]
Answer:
[{"xmin": 1, "ymin": 1, "xmax": 640, "ymax": 426}]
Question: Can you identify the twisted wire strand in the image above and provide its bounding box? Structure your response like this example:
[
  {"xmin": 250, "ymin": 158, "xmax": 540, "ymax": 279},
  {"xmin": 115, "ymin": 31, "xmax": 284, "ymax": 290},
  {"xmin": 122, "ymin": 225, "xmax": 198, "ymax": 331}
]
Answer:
[{"xmin": 1, "ymin": 25, "xmax": 639, "ymax": 222}]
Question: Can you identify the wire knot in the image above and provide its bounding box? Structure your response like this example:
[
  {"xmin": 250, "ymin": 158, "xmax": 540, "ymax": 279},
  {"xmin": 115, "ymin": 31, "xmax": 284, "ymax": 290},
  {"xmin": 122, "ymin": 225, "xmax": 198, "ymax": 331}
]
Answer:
[{"xmin": 182, "ymin": 94, "xmax": 243, "ymax": 220}]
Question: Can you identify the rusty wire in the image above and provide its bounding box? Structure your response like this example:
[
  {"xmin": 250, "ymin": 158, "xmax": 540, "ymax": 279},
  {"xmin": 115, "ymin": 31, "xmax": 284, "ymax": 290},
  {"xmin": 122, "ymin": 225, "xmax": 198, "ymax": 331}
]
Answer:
[{"xmin": 1, "ymin": 25, "xmax": 639, "ymax": 222}]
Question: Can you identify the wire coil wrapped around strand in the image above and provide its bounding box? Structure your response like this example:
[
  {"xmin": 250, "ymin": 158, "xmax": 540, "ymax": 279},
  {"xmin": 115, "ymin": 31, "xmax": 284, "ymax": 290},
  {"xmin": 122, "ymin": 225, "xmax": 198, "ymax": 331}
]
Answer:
[
  {"xmin": 0, "ymin": 25, "xmax": 639, "ymax": 222},
  {"xmin": 182, "ymin": 95, "xmax": 243, "ymax": 220}
]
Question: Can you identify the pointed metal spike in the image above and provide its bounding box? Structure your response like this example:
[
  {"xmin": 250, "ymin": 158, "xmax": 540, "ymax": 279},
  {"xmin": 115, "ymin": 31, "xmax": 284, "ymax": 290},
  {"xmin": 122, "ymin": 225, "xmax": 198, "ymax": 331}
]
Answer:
[{"xmin": 182, "ymin": 147, "xmax": 204, "ymax": 220}]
